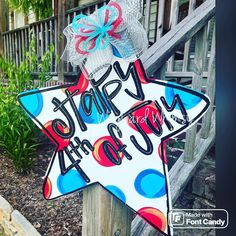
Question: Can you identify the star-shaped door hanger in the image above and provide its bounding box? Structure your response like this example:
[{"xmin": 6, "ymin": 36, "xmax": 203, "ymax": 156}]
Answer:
[{"xmin": 18, "ymin": 57, "xmax": 210, "ymax": 235}]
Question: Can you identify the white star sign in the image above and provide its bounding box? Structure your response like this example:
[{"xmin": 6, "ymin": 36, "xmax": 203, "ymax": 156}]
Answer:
[{"xmin": 18, "ymin": 57, "xmax": 210, "ymax": 235}]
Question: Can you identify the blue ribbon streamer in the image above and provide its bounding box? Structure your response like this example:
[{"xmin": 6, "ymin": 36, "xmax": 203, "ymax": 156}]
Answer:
[{"xmin": 71, "ymin": 5, "xmax": 118, "ymax": 53}]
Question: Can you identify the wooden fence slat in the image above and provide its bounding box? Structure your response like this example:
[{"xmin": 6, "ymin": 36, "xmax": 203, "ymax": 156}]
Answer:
[
  {"xmin": 82, "ymin": 184, "xmax": 133, "ymax": 236},
  {"xmin": 17, "ymin": 32, "xmax": 20, "ymax": 65},
  {"xmin": 166, "ymin": 71, "xmax": 208, "ymax": 78},
  {"xmin": 36, "ymin": 25, "xmax": 39, "ymax": 71},
  {"xmin": 204, "ymin": 17, "xmax": 214, "ymax": 70},
  {"xmin": 21, "ymin": 29, "xmax": 25, "ymax": 61},
  {"xmin": 25, "ymin": 27, "xmax": 28, "ymax": 51},
  {"xmin": 156, "ymin": 0, "xmax": 165, "ymax": 40},
  {"xmin": 140, "ymin": 0, "xmax": 215, "ymax": 77},
  {"xmin": 40, "ymin": 23, "xmax": 44, "ymax": 60},
  {"xmin": 8, "ymin": 34, "xmax": 10, "ymax": 60},
  {"xmin": 29, "ymin": 26, "xmax": 37, "ymax": 68},
  {"xmin": 29, "ymin": 27, "xmax": 32, "ymax": 67},
  {"xmin": 45, "ymin": 21, "xmax": 48, "ymax": 52},
  {"xmin": 15, "ymin": 32, "xmax": 18, "ymax": 66},
  {"xmin": 140, "ymin": 0, "xmax": 144, "ymax": 16},
  {"xmin": 4, "ymin": 35, "xmax": 7, "ymax": 59},
  {"xmin": 182, "ymin": 0, "xmax": 196, "ymax": 71},
  {"xmin": 184, "ymin": 26, "xmax": 207, "ymax": 163},
  {"xmin": 10, "ymin": 33, "xmax": 13, "ymax": 61},
  {"xmin": 157, "ymin": 0, "xmax": 167, "ymax": 80},
  {"xmin": 3, "ymin": 35, "xmax": 6, "ymax": 58},
  {"xmin": 11, "ymin": 33, "xmax": 14, "ymax": 63},
  {"xmin": 54, "ymin": 18, "xmax": 58, "ymax": 73},
  {"xmin": 49, "ymin": 19, "xmax": 53, "ymax": 72},
  {"xmin": 7, "ymin": 34, "xmax": 11, "ymax": 59},
  {"xmin": 202, "ymin": 24, "xmax": 210, "ymax": 71},
  {"xmin": 57, "ymin": 0, "xmax": 65, "ymax": 82},
  {"xmin": 19, "ymin": 31, "xmax": 22, "ymax": 63},
  {"xmin": 167, "ymin": 0, "xmax": 179, "ymax": 72},
  {"xmin": 201, "ymin": 24, "xmax": 215, "ymax": 139},
  {"xmin": 144, "ymin": 0, "xmax": 151, "ymax": 37}
]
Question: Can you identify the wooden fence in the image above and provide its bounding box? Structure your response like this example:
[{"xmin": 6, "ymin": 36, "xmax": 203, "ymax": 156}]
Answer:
[
  {"xmin": 1, "ymin": 0, "xmax": 215, "ymax": 235},
  {"xmin": 1, "ymin": 0, "xmax": 110, "ymax": 77},
  {"xmin": 1, "ymin": 0, "xmax": 213, "ymax": 82}
]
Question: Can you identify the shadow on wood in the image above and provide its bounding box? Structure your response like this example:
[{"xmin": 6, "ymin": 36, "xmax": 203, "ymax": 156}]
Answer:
[{"xmin": 82, "ymin": 184, "xmax": 133, "ymax": 236}]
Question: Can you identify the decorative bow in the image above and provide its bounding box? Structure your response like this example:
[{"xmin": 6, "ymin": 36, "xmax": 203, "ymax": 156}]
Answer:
[
  {"xmin": 61, "ymin": 0, "xmax": 149, "ymax": 79},
  {"xmin": 72, "ymin": 2, "xmax": 123, "ymax": 54}
]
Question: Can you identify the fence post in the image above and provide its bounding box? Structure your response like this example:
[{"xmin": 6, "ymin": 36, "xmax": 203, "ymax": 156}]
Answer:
[
  {"xmin": 166, "ymin": 0, "xmax": 179, "ymax": 72},
  {"xmin": 57, "ymin": 0, "xmax": 65, "ymax": 82},
  {"xmin": 0, "ymin": 0, "xmax": 9, "ymax": 57},
  {"xmin": 144, "ymin": 0, "xmax": 151, "ymax": 38},
  {"xmin": 201, "ymin": 24, "xmax": 215, "ymax": 139},
  {"xmin": 182, "ymin": 0, "xmax": 196, "ymax": 71},
  {"xmin": 82, "ymin": 184, "xmax": 133, "ymax": 236},
  {"xmin": 184, "ymin": 26, "xmax": 207, "ymax": 163},
  {"xmin": 156, "ymin": 0, "xmax": 165, "ymax": 40}
]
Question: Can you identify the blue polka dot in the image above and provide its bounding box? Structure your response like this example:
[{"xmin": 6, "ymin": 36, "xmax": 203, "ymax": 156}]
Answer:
[
  {"xmin": 134, "ymin": 169, "xmax": 166, "ymax": 198},
  {"xmin": 57, "ymin": 169, "xmax": 87, "ymax": 194},
  {"xmin": 112, "ymin": 45, "xmax": 122, "ymax": 58},
  {"xmin": 19, "ymin": 89, "xmax": 43, "ymax": 117},
  {"xmin": 78, "ymin": 93, "xmax": 110, "ymax": 124},
  {"xmin": 165, "ymin": 83, "xmax": 202, "ymax": 110},
  {"xmin": 105, "ymin": 185, "xmax": 126, "ymax": 203}
]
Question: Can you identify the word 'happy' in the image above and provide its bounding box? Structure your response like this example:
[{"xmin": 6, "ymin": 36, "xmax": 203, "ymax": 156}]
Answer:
[{"xmin": 52, "ymin": 61, "xmax": 190, "ymax": 183}]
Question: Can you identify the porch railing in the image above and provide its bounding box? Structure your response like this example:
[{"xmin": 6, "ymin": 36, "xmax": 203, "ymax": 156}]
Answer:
[{"xmin": 1, "ymin": 0, "xmax": 213, "ymax": 82}]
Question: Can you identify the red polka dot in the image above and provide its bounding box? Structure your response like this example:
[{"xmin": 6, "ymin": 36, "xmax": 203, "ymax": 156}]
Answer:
[
  {"xmin": 138, "ymin": 207, "xmax": 167, "ymax": 231},
  {"xmin": 158, "ymin": 141, "xmax": 168, "ymax": 165},
  {"xmin": 93, "ymin": 136, "xmax": 124, "ymax": 167},
  {"xmin": 128, "ymin": 101, "xmax": 163, "ymax": 134},
  {"xmin": 62, "ymin": 73, "xmax": 89, "ymax": 95},
  {"xmin": 44, "ymin": 177, "xmax": 52, "ymax": 199},
  {"xmin": 42, "ymin": 120, "xmax": 70, "ymax": 150}
]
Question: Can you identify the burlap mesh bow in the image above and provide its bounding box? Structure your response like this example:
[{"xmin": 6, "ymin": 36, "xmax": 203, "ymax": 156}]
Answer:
[{"xmin": 61, "ymin": 0, "xmax": 148, "ymax": 79}]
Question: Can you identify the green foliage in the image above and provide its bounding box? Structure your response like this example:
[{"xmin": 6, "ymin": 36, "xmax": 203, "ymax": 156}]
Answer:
[
  {"xmin": 6, "ymin": 0, "xmax": 53, "ymax": 20},
  {"xmin": 0, "ymin": 40, "xmax": 55, "ymax": 173},
  {"xmin": 0, "ymin": 95, "xmax": 38, "ymax": 173},
  {"xmin": 38, "ymin": 44, "xmax": 55, "ymax": 87}
]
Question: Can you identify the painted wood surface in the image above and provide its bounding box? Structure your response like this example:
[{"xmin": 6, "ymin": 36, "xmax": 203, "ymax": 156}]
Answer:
[{"xmin": 82, "ymin": 184, "xmax": 133, "ymax": 236}]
